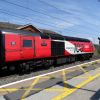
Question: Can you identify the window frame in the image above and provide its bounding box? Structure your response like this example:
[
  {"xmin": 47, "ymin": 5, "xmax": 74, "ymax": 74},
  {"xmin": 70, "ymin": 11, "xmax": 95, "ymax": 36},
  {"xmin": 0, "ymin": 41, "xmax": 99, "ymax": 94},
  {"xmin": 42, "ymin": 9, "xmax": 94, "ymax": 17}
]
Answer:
[{"xmin": 23, "ymin": 40, "xmax": 32, "ymax": 47}]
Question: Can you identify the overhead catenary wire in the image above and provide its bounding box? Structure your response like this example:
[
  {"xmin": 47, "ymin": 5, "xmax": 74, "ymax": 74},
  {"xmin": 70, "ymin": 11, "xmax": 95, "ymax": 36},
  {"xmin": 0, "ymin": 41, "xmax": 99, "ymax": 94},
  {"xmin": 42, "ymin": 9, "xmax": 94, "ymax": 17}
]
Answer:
[
  {"xmin": 0, "ymin": 0, "xmax": 99, "ymax": 36},
  {"xmin": 0, "ymin": 9, "xmax": 62, "ymax": 31},
  {"xmin": 38, "ymin": 0, "xmax": 72, "ymax": 15},
  {"xmin": 0, "ymin": 8, "xmax": 97, "ymax": 37},
  {"xmin": 0, "ymin": 5, "xmax": 78, "ymax": 33},
  {"xmin": 1, "ymin": 0, "xmax": 95, "ymax": 32},
  {"xmin": 2, "ymin": 0, "xmax": 73, "ymax": 25},
  {"xmin": 0, "ymin": 9, "xmax": 93, "ymax": 36},
  {"xmin": 37, "ymin": 0, "xmax": 100, "ymax": 34}
]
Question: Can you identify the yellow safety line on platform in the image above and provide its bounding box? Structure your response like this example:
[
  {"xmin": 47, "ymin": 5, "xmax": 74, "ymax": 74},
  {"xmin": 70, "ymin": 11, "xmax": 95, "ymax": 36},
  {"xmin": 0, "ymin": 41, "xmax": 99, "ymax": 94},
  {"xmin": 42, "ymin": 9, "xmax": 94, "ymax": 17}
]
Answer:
[
  {"xmin": 21, "ymin": 77, "xmax": 40, "ymax": 100},
  {"xmin": 73, "ymin": 76, "xmax": 90, "ymax": 79},
  {"xmin": 0, "ymin": 88, "xmax": 18, "ymax": 92},
  {"xmin": 62, "ymin": 70, "xmax": 67, "ymax": 86},
  {"xmin": 79, "ymin": 66, "xmax": 92, "ymax": 78},
  {"xmin": 93, "ymin": 65, "xmax": 100, "ymax": 72},
  {"xmin": 62, "ymin": 70, "xmax": 70, "ymax": 92},
  {"xmin": 52, "ymin": 72, "xmax": 100, "ymax": 100},
  {"xmin": 0, "ymin": 88, "xmax": 67, "ymax": 92}
]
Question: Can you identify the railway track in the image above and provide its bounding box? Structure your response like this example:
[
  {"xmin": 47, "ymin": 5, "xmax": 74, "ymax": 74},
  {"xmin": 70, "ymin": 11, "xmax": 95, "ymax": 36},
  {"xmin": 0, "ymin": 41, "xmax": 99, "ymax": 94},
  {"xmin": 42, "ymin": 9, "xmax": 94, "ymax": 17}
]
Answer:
[{"xmin": 0, "ymin": 56, "xmax": 99, "ymax": 86}]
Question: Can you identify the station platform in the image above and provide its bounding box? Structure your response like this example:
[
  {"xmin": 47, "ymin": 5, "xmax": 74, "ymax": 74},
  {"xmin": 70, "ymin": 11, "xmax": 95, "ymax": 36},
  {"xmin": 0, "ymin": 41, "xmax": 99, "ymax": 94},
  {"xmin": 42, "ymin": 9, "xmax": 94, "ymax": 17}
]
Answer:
[
  {"xmin": 25, "ymin": 74, "xmax": 100, "ymax": 100},
  {"xmin": 25, "ymin": 67, "xmax": 100, "ymax": 100},
  {"xmin": 0, "ymin": 64, "xmax": 100, "ymax": 100}
]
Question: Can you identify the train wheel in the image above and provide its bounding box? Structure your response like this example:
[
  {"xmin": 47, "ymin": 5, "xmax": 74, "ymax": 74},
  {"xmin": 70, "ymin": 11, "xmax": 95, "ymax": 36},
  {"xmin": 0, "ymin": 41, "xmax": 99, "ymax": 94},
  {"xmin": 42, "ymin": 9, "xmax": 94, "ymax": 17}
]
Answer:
[
  {"xmin": 7, "ymin": 65, "xmax": 15, "ymax": 73},
  {"xmin": 16, "ymin": 64, "xmax": 24, "ymax": 75},
  {"xmin": 16, "ymin": 63, "xmax": 30, "ymax": 75},
  {"xmin": 25, "ymin": 64, "xmax": 30, "ymax": 74},
  {"xmin": 69, "ymin": 56, "xmax": 76, "ymax": 63}
]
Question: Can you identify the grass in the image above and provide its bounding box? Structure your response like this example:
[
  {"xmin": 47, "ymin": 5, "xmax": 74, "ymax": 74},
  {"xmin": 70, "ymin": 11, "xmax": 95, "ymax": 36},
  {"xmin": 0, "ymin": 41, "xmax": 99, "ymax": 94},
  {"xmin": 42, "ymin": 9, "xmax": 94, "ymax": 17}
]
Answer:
[{"xmin": 94, "ymin": 44, "xmax": 100, "ymax": 56}]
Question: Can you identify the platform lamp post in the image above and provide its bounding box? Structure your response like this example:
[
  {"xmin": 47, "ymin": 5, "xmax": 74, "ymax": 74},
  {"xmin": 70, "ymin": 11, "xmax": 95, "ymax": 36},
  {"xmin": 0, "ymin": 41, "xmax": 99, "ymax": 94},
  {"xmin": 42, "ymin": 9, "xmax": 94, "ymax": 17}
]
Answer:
[{"xmin": 98, "ymin": 37, "xmax": 100, "ymax": 45}]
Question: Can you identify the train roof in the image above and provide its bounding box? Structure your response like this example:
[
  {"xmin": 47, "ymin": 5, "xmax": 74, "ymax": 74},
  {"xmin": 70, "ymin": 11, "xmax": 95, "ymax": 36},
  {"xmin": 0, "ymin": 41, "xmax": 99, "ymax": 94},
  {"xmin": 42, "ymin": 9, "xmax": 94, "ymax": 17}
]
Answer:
[
  {"xmin": 44, "ymin": 32, "xmax": 64, "ymax": 40},
  {"xmin": 41, "ymin": 29, "xmax": 90, "ymax": 42},
  {"xmin": 0, "ymin": 28, "xmax": 40, "ymax": 36},
  {"xmin": 0, "ymin": 28, "xmax": 64, "ymax": 40},
  {"xmin": 64, "ymin": 36, "xmax": 90, "ymax": 42},
  {"xmin": 0, "ymin": 28, "xmax": 49, "ymax": 39},
  {"xmin": 0, "ymin": 28, "xmax": 91, "ymax": 42}
]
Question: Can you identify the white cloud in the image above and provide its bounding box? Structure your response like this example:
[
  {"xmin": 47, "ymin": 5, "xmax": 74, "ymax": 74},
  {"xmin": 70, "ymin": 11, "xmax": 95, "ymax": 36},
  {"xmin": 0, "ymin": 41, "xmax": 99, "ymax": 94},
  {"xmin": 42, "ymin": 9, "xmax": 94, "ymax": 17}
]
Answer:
[{"xmin": 55, "ymin": 21, "xmax": 75, "ymax": 29}]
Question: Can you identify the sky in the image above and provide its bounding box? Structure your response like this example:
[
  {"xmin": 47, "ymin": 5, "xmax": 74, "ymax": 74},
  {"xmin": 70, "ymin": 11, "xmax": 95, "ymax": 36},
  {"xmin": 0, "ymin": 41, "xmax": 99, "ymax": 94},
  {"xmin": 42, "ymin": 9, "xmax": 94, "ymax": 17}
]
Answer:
[{"xmin": 0, "ymin": 0, "xmax": 100, "ymax": 44}]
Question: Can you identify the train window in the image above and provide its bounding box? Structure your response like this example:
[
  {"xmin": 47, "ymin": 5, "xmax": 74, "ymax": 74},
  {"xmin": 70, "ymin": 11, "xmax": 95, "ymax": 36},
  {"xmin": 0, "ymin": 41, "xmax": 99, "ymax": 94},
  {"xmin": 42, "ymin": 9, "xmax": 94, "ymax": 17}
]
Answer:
[
  {"xmin": 46, "ymin": 33, "xmax": 64, "ymax": 40},
  {"xmin": 23, "ymin": 40, "xmax": 32, "ymax": 47},
  {"xmin": 40, "ymin": 33, "xmax": 49, "ymax": 39}
]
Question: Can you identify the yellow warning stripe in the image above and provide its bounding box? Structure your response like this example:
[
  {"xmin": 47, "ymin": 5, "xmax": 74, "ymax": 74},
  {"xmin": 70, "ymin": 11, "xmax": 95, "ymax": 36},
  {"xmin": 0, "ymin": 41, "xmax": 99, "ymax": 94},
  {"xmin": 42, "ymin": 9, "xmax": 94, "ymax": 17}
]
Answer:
[
  {"xmin": 21, "ymin": 77, "xmax": 40, "ymax": 100},
  {"xmin": 0, "ymin": 88, "xmax": 66, "ymax": 92},
  {"xmin": 79, "ymin": 66, "xmax": 92, "ymax": 78},
  {"xmin": 52, "ymin": 73, "xmax": 100, "ymax": 100}
]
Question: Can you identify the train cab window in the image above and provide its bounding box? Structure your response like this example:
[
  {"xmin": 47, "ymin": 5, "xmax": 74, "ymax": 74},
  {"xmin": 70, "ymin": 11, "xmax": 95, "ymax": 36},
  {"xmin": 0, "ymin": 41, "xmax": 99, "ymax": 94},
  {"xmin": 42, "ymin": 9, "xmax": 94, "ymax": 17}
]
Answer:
[
  {"xmin": 23, "ymin": 40, "xmax": 32, "ymax": 47},
  {"xmin": 40, "ymin": 33, "xmax": 49, "ymax": 39}
]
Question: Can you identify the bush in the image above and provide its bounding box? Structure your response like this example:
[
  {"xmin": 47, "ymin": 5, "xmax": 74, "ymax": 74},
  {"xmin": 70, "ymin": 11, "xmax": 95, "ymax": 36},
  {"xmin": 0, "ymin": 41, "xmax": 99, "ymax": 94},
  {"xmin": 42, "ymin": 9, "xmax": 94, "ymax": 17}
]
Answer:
[{"xmin": 97, "ymin": 46, "xmax": 100, "ymax": 54}]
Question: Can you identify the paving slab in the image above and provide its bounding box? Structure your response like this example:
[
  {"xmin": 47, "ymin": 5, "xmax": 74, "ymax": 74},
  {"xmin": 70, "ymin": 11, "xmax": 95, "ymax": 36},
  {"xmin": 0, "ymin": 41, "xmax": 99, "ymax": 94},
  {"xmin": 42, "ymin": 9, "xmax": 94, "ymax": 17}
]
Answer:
[
  {"xmin": 25, "ymin": 68, "xmax": 100, "ymax": 100},
  {"xmin": 3, "ymin": 67, "xmax": 100, "ymax": 100},
  {"xmin": 0, "ymin": 96, "xmax": 5, "ymax": 100},
  {"xmin": 63, "ymin": 77, "xmax": 100, "ymax": 100}
]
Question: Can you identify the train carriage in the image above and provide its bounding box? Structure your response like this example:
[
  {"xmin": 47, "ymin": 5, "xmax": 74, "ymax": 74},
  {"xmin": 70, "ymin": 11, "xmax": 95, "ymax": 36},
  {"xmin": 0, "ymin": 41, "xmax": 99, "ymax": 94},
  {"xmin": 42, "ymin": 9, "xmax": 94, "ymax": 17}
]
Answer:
[{"xmin": 0, "ymin": 28, "xmax": 95, "ymax": 72}]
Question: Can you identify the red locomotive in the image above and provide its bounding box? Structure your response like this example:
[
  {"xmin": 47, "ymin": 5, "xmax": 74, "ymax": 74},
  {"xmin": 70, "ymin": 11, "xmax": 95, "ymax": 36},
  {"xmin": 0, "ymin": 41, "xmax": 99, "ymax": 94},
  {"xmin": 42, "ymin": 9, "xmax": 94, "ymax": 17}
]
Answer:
[{"xmin": 0, "ymin": 28, "xmax": 95, "ymax": 72}]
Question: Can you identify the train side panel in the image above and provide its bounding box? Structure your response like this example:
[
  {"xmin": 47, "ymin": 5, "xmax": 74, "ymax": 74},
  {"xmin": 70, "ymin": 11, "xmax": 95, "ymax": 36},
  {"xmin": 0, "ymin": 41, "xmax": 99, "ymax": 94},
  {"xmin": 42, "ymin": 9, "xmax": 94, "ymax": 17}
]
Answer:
[
  {"xmin": 5, "ymin": 34, "xmax": 51, "ymax": 62},
  {"xmin": 20, "ymin": 35, "xmax": 35, "ymax": 60},
  {"xmin": 35, "ymin": 37, "xmax": 51, "ymax": 58},
  {"xmin": 5, "ymin": 34, "xmax": 36, "ymax": 62},
  {"xmin": 4, "ymin": 31, "xmax": 95, "ymax": 63},
  {"xmin": 83, "ymin": 42, "xmax": 95, "ymax": 53},
  {"xmin": 64, "ymin": 40, "xmax": 95, "ymax": 55},
  {"xmin": 5, "ymin": 34, "xmax": 21, "ymax": 62}
]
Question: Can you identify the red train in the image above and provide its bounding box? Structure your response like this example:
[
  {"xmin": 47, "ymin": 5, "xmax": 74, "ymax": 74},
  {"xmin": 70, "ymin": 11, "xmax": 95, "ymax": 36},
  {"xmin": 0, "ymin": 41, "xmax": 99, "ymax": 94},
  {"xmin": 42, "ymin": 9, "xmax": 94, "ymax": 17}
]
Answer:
[{"xmin": 0, "ymin": 28, "xmax": 95, "ymax": 72}]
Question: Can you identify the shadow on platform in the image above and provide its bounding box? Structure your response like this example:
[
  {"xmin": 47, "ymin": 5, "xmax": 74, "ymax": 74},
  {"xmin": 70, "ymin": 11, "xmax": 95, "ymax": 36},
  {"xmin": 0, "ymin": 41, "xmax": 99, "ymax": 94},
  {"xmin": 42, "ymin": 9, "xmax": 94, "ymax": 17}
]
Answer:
[{"xmin": 91, "ymin": 89, "xmax": 100, "ymax": 100}]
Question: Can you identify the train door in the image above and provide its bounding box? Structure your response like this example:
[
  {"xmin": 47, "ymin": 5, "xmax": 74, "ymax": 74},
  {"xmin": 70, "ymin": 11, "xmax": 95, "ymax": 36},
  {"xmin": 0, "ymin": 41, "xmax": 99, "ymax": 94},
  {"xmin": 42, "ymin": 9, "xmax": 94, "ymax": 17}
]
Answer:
[{"xmin": 21, "ymin": 36, "xmax": 35, "ymax": 60}]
